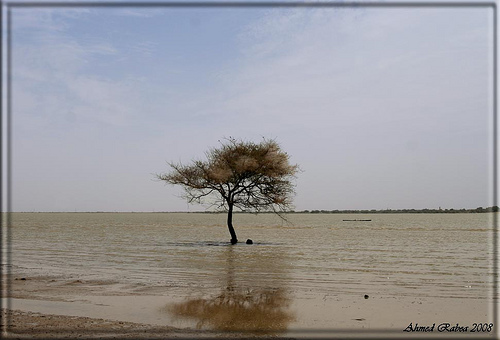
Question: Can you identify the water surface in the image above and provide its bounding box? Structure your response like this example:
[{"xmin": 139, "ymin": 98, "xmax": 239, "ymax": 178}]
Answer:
[{"xmin": 4, "ymin": 212, "xmax": 496, "ymax": 334}]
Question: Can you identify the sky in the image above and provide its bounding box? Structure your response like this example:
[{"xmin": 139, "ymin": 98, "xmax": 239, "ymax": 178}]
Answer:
[{"xmin": 5, "ymin": 2, "xmax": 494, "ymax": 212}]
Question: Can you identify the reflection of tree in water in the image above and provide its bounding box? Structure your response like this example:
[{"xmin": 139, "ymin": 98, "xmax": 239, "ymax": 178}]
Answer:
[
  {"xmin": 169, "ymin": 287, "xmax": 294, "ymax": 333},
  {"xmin": 166, "ymin": 246, "xmax": 295, "ymax": 334}
]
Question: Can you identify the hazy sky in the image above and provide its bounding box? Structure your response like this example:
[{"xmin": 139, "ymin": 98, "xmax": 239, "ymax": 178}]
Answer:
[{"xmin": 7, "ymin": 3, "xmax": 494, "ymax": 212}]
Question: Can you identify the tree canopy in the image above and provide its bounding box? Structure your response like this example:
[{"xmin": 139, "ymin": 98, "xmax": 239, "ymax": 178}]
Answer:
[{"xmin": 157, "ymin": 137, "xmax": 299, "ymax": 244}]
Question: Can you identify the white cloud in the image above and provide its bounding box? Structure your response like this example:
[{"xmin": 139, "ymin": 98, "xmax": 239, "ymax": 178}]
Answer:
[
  {"xmin": 11, "ymin": 10, "xmax": 151, "ymax": 130},
  {"xmin": 9, "ymin": 6, "xmax": 492, "ymax": 211},
  {"xmin": 196, "ymin": 7, "xmax": 491, "ymax": 209},
  {"xmin": 11, "ymin": 7, "xmax": 91, "ymax": 31},
  {"xmin": 212, "ymin": 7, "xmax": 489, "ymax": 131},
  {"xmin": 111, "ymin": 8, "xmax": 162, "ymax": 18}
]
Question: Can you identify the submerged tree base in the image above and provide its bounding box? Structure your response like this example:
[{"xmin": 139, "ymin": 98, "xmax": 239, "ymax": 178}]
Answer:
[{"xmin": 229, "ymin": 239, "xmax": 254, "ymax": 245}]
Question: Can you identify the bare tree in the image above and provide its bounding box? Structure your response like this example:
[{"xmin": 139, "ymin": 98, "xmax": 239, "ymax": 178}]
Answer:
[{"xmin": 156, "ymin": 137, "xmax": 299, "ymax": 244}]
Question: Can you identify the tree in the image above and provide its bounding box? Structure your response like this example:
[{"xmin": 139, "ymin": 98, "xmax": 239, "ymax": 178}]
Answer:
[{"xmin": 156, "ymin": 137, "xmax": 299, "ymax": 244}]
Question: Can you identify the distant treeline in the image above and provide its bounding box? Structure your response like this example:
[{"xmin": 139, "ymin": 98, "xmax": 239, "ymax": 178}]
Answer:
[
  {"xmin": 196, "ymin": 206, "xmax": 499, "ymax": 214},
  {"xmin": 294, "ymin": 206, "xmax": 499, "ymax": 214},
  {"xmin": 16, "ymin": 206, "xmax": 499, "ymax": 214}
]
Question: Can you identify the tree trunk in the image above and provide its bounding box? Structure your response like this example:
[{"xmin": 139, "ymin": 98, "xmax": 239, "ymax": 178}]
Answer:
[{"xmin": 227, "ymin": 202, "xmax": 238, "ymax": 244}]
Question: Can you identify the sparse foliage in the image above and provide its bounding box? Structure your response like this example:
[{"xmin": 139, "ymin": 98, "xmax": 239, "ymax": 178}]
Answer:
[{"xmin": 157, "ymin": 137, "xmax": 299, "ymax": 244}]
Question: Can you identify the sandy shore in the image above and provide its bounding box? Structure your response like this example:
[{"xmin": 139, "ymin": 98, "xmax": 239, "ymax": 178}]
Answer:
[
  {"xmin": 2, "ymin": 273, "xmax": 498, "ymax": 339},
  {"xmin": 1, "ymin": 274, "xmax": 296, "ymax": 339},
  {"xmin": 1, "ymin": 308, "xmax": 298, "ymax": 339},
  {"xmin": 2, "ymin": 308, "xmax": 182, "ymax": 339}
]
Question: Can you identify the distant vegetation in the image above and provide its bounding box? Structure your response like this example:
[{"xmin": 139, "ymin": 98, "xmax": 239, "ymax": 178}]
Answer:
[
  {"xmin": 188, "ymin": 206, "xmax": 498, "ymax": 214},
  {"xmin": 289, "ymin": 206, "xmax": 499, "ymax": 214},
  {"xmin": 18, "ymin": 207, "xmax": 498, "ymax": 214}
]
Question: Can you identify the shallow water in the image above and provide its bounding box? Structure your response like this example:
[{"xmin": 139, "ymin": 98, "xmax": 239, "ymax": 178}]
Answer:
[{"xmin": 3, "ymin": 212, "xmax": 497, "ymax": 333}]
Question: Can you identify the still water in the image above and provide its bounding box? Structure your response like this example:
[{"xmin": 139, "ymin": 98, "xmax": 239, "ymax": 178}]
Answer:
[{"xmin": 4, "ymin": 212, "xmax": 497, "ymax": 333}]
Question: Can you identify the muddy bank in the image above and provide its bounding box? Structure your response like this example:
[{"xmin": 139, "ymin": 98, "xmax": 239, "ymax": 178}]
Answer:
[
  {"xmin": 1, "ymin": 309, "xmax": 288, "ymax": 339},
  {"xmin": 2, "ymin": 308, "xmax": 179, "ymax": 339}
]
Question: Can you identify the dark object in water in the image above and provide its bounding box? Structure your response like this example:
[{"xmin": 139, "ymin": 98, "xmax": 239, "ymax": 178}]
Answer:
[
  {"xmin": 343, "ymin": 219, "xmax": 372, "ymax": 222},
  {"xmin": 364, "ymin": 294, "xmax": 369, "ymax": 299},
  {"xmin": 246, "ymin": 239, "xmax": 253, "ymax": 244}
]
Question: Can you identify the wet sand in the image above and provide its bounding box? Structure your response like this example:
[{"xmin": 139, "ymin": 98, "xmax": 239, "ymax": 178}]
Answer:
[
  {"xmin": 1, "ymin": 274, "xmax": 296, "ymax": 339},
  {"xmin": 2, "ymin": 308, "xmax": 183, "ymax": 339},
  {"xmin": 2, "ymin": 273, "xmax": 497, "ymax": 339}
]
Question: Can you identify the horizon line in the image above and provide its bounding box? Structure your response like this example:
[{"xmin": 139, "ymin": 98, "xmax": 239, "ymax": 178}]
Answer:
[{"xmin": 5, "ymin": 206, "xmax": 498, "ymax": 214}]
